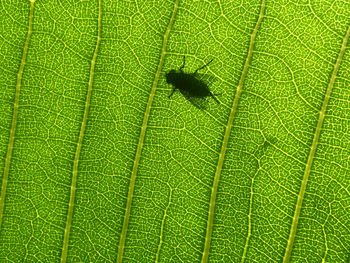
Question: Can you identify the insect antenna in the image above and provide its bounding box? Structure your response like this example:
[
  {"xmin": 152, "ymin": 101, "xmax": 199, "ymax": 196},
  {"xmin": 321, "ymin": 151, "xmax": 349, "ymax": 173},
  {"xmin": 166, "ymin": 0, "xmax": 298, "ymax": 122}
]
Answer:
[
  {"xmin": 179, "ymin": 56, "xmax": 186, "ymax": 71},
  {"xmin": 193, "ymin": 58, "xmax": 214, "ymax": 74}
]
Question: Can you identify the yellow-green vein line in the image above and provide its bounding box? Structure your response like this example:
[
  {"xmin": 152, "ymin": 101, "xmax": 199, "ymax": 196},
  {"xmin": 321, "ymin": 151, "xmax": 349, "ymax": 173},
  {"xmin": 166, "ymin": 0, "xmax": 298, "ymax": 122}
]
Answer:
[
  {"xmin": 241, "ymin": 169, "xmax": 259, "ymax": 263},
  {"xmin": 60, "ymin": 0, "xmax": 102, "ymax": 262},
  {"xmin": 116, "ymin": 1, "xmax": 179, "ymax": 262},
  {"xmin": 201, "ymin": 1, "xmax": 266, "ymax": 262},
  {"xmin": 0, "ymin": 0, "xmax": 35, "ymax": 229},
  {"xmin": 283, "ymin": 23, "xmax": 350, "ymax": 263},
  {"xmin": 155, "ymin": 186, "xmax": 173, "ymax": 262}
]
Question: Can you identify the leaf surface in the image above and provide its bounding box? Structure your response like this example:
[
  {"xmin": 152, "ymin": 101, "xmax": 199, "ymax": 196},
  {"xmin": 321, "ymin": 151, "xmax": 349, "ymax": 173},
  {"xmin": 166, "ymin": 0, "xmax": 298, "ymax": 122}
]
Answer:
[{"xmin": 0, "ymin": 0, "xmax": 349, "ymax": 262}]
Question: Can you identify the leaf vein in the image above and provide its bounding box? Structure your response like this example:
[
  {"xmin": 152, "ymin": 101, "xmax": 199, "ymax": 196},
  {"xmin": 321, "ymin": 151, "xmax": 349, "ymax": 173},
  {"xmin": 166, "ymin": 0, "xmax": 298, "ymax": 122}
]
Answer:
[
  {"xmin": 201, "ymin": 0, "xmax": 267, "ymax": 262},
  {"xmin": 116, "ymin": 0, "xmax": 180, "ymax": 262},
  {"xmin": 60, "ymin": 0, "xmax": 102, "ymax": 261},
  {"xmin": 0, "ymin": 0, "xmax": 35, "ymax": 230},
  {"xmin": 283, "ymin": 21, "xmax": 350, "ymax": 263}
]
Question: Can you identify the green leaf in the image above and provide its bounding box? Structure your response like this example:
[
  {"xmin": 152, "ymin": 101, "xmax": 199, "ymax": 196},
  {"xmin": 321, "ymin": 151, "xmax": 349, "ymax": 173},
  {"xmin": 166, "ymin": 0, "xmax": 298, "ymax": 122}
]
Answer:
[{"xmin": 0, "ymin": 0, "xmax": 349, "ymax": 262}]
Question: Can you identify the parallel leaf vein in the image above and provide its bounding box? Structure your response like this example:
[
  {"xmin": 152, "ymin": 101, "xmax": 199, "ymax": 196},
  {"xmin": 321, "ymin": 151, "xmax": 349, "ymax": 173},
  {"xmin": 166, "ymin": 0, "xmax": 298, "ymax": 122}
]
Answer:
[
  {"xmin": 283, "ymin": 22, "xmax": 350, "ymax": 263},
  {"xmin": 116, "ymin": 0, "xmax": 179, "ymax": 262},
  {"xmin": 60, "ymin": 0, "xmax": 102, "ymax": 262},
  {"xmin": 0, "ymin": 0, "xmax": 35, "ymax": 229},
  {"xmin": 201, "ymin": 0, "xmax": 266, "ymax": 262}
]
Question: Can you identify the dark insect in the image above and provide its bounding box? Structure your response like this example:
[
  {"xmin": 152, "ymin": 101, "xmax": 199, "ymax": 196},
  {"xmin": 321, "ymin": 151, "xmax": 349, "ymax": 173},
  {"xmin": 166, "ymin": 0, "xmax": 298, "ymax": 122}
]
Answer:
[{"xmin": 166, "ymin": 56, "xmax": 220, "ymax": 107}]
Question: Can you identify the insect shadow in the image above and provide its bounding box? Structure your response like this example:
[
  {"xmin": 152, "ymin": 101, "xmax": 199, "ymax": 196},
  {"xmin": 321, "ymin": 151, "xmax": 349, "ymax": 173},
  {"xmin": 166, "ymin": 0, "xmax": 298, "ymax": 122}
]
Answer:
[{"xmin": 166, "ymin": 56, "xmax": 220, "ymax": 109}]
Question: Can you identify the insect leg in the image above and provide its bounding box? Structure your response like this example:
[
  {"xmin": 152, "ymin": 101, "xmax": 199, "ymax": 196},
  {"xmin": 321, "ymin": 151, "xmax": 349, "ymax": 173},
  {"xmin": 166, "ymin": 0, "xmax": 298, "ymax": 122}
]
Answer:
[
  {"xmin": 210, "ymin": 92, "xmax": 221, "ymax": 104},
  {"xmin": 194, "ymin": 58, "xmax": 213, "ymax": 74},
  {"xmin": 179, "ymin": 56, "xmax": 186, "ymax": 71},
  {"xmin": 211, "ymin": 94, "xmax": 221, "ymax": 104},
  {"xmin": 168, "ymin": 87, "xmax": 176, "ymax": 98}
]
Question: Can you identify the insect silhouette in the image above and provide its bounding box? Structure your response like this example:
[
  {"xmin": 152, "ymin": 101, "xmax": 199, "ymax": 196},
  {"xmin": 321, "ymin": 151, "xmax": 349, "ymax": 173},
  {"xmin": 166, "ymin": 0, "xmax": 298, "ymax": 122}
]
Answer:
[{"xmin": 166, "ymin": 56, "xmax": 220, "ymax": 107}]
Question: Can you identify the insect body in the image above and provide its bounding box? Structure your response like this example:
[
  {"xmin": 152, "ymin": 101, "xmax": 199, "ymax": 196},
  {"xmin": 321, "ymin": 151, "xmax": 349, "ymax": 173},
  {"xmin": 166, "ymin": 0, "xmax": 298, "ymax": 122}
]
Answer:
[{"xmin": 166, "ymin": 56, "xmax": 220, "ymax": 104}]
